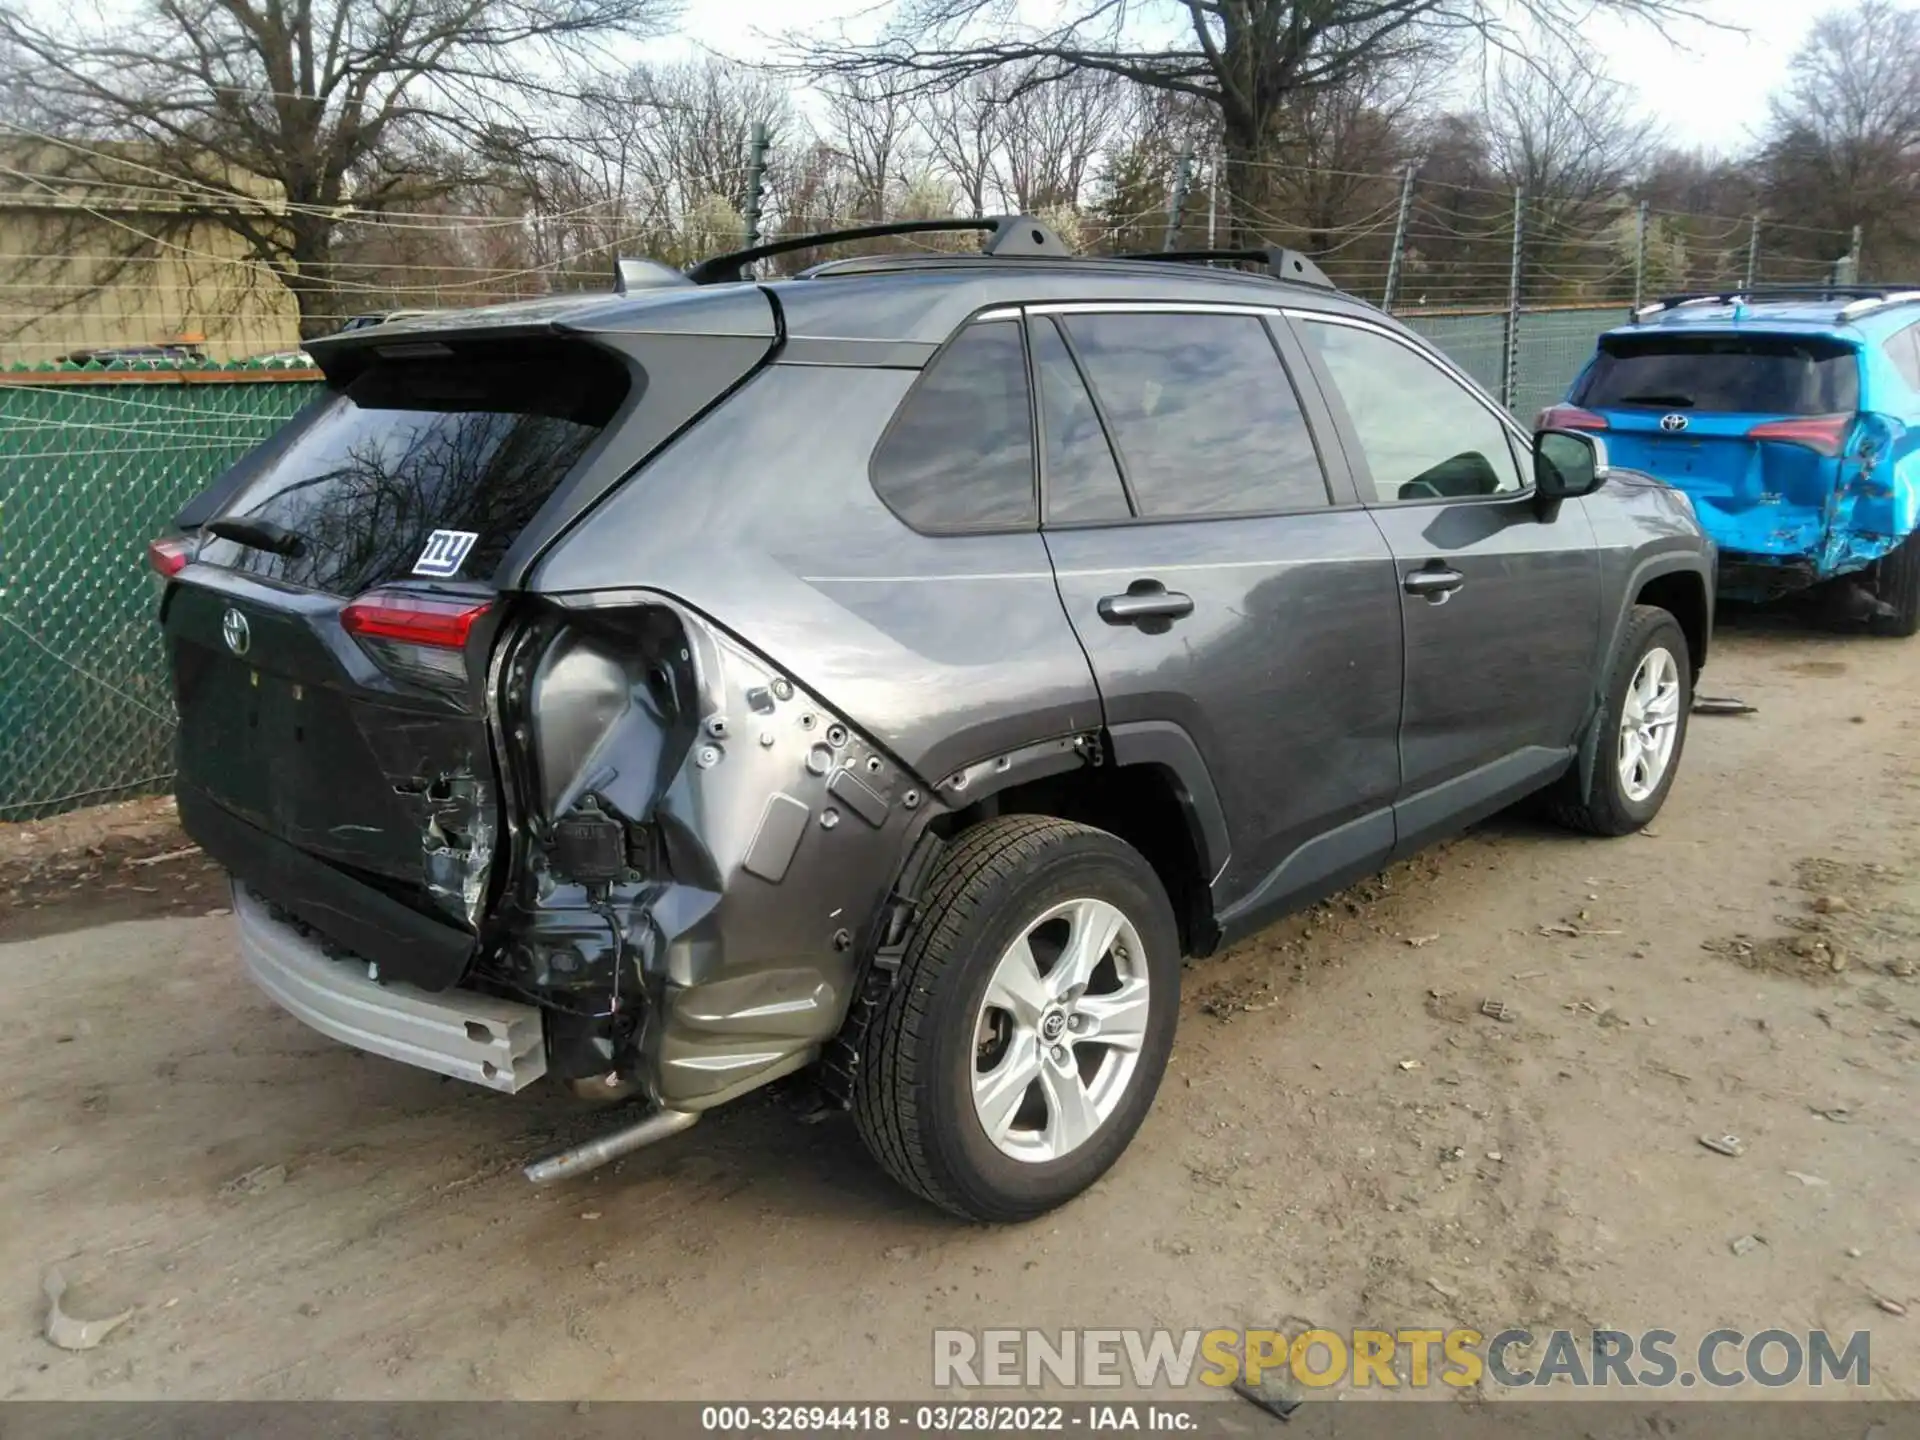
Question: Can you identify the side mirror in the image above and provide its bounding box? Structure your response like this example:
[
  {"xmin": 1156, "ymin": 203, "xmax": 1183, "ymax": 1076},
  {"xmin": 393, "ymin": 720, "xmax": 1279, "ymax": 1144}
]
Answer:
[{"xmin": 1534, "ymin": 429, "xmax": 1609, "ymax": 502}]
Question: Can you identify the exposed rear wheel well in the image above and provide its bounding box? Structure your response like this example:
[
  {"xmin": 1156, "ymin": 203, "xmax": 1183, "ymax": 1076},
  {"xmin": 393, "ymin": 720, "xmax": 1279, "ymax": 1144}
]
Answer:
[
  {"xmin": 933, "ymin": 764, "xmax": 1216, "ymax": 958},
  {"xmin": 1634, "ymin": 571, "xmax": 1709, "ymax": 678}
]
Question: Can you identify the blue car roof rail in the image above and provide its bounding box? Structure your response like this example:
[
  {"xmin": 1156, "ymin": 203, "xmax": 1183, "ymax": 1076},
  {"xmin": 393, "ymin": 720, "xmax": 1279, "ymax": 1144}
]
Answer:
[{"xmin": 1633, "ymin": 284, "xmax": 1920, "ymax": 325}]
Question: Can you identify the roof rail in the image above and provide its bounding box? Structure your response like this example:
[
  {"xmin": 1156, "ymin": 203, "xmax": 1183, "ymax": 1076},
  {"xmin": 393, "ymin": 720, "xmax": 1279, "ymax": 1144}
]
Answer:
[
  {"xmin": 1113, "ymin": 247, "xmax": 1336, "ymax": 290},
  {"xmin": 1634, "ymin": 284, "xmax": 1920, "ymax": 324},
  {"xmin": 685, "ymin": 214, "xmax": 1073, "ymax": 286}
]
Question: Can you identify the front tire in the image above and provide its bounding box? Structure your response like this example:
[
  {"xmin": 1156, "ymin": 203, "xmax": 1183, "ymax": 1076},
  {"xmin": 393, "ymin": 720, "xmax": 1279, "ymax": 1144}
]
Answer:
[
  {"xmin": 852, "ymin": 815, "xmax": 1180, "ymax": 1222},
  {"xmin": 1549, "ymin": 605, "xmax": 1692, "ymax": 836}
]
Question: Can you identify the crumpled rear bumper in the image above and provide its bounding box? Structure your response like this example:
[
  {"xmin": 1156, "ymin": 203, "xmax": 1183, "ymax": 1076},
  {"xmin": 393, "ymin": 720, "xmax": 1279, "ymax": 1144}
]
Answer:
[{"xmin": 233, "ymin": 881, "xmax": 546, "ymax": 1093}]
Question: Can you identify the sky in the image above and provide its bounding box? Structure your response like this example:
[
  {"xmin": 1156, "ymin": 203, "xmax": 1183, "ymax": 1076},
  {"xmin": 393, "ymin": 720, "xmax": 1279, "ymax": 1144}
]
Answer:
[{"xmin": 647, "ymin": 0, "xmax": 1839, "ymax": 155}]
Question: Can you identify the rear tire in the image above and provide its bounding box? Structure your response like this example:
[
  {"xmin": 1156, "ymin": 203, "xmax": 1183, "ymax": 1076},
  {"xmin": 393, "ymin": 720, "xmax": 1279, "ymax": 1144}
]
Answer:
[
  {"xmin": 1870, "ymin": 530, "xmax": 1920, "ymax": 637},
  {"xmin": 852, "ymin": 815, "xmax": 1180, "ymax": 1222},
  {"xmin": 1548, "ymin": 605, "xmax": 1692, "ymax": 836}
]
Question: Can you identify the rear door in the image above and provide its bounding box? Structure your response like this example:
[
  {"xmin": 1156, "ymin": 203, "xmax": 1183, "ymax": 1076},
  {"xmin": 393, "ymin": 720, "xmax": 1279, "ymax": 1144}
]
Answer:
[
  {"xmin": 1290, "ymin": 313, "xmax": 1599, "ymax": 849},
  {"xmin": 1034, "ymin": 305, "xmax": 1406, "ymax": 931},
  {"xmin": 1568, "ymin": 331, "xmax": 1862, "ymax": 561}
]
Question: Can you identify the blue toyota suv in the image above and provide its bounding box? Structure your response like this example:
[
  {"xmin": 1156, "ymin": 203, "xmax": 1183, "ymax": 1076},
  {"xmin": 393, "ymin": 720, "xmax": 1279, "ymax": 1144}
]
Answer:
[{"xmin": 1543, "ymin": 286, "xmax": 1920, "ymax": 635}]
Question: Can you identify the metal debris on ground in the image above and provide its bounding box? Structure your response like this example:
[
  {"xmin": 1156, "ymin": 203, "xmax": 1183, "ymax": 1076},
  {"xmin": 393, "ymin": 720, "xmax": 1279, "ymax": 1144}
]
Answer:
[
  {"xmin": 1232, "ymin": 1377, "xmax": 1302, "ymax": 1423},
  {"xmin": 1876, "ymin": 1298, "xmax": 1908, "ymax": 1317},
  {"xmin": 1406, "ymin": 934, "xmax": 1439, "ymax": 948},
  {"xmin": 1730, "ymin": 1234, "xmax": 1763, "ymax": 1256},
  {"xmin": 1699, "ymin": 1134, "xmax": 1748, "ymax": 1158},
  {"xmin": 1538, "ymin": 923, "xmax": 1623, "ymax": 938},
  {"xmin": 1811, "ymin": 1105, "xmax": 1853, "ymax": 1124},
  {"xmin": 219, "ymin": 1163, "xmax": 286, "ymax": 1198},
  {"xmin": 42, "ymin": 1268, "xmax": 133, "ymax": 1352},
  {"xmin": 1479, "ymin": 999, "xmax": 1515, "ymax": 1023},
  {"xmin": 1397, "ymin": 1059, "xmax": 1424, "ymax": 1071},
  {"xmin": 1785, "ymin": 1170, "xmax": 1830, "ymax": 1188},
  {"xmin": 1693, "ymin": 696, "xmax": 1758, "ymax": 716}
]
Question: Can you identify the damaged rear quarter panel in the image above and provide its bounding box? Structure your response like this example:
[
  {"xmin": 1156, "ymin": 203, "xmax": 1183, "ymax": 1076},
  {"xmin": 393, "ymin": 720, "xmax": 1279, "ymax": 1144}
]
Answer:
[{"xmin": 494, "ymin": 593, "xmax": 932, "ymax": 1110}]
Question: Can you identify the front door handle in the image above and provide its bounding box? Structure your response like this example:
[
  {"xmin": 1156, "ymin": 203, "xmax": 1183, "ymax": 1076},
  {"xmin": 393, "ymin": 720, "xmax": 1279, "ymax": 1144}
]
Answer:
[
  {"xmin": 1098, "ymin": 582, "xmax": 1196, "ymax": 626},
  {"xmin": 1403, "ymin": 566, "xmax": 1466, "ymax": 602}
]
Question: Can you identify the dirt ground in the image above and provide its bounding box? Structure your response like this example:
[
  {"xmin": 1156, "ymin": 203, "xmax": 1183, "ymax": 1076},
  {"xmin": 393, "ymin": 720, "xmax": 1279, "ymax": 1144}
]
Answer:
[{"xmin": 2, "ymin": 616, "xmax": 1916, "ymax": 1402}]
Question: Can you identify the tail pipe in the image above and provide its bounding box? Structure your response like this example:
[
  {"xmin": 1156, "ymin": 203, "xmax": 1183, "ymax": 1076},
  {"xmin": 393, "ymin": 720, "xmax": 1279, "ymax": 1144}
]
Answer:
[{"xmin": 523, "ymin": 1107, "xmax": 700, "ymax": 1185}]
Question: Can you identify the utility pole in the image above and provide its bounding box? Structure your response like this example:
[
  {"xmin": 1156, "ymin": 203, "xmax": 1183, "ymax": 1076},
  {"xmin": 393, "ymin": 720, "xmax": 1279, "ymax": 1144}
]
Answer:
[
  {"xmin": 1501, "ymin": 188, "xmax": 1526, "ymax": 412},
  {"xmin": 1744, "ymin": 213, "xmax": 1760, "ymax": 291},
  {"xmin": 743, "ymin": 121, "xmax": 770, "ymax": 250},
  {"xmin": 1849, "ymin": 223, "xmax": 1865, "ymax": 283},
  {"xmin": 1382, "ymin": 163, "xmax": 1418, "ymax": 314},
  {"xmin": 1632, "ymin": 200, "xmax": 1650, "ymax": 312},
  {"xmin": 1163, "ymin": 149, "xmax": 1194, "ymax": 252}
]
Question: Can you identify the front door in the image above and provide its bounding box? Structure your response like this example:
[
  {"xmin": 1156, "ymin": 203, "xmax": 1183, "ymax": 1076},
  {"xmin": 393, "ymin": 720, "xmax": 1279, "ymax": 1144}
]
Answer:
[
  {"xmin": 1290, "ymin": 314, "xmax": 1601, "ymax": 851},
  {"xmin": 1029, "ymin": 306, "xmax": 1406, "ymax": 933}
]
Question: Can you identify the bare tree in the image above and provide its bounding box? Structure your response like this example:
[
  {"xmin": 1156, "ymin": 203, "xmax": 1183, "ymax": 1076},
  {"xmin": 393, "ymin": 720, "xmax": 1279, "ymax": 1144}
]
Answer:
[
  {"xmin": 992, "ymin": 69, "xmax": 1122, "ymax": 212},
  {"xmin": 0, "ymin": 0, "xmax": 675, "ymax": 334},
  {"xmin": 1758, "ymin": 0, "xmax": 1920, "ymax": 275},
  {"xmin": 825, "ymin": 75, "xmax": 911, "ymax": 221},
  {"xmin": 915, "ymin": 77, "xmax": 1005, "ymax": 216},
  {"xmin": 787, "ymin": 0, "xmax": 1711, "ymax": 248}
]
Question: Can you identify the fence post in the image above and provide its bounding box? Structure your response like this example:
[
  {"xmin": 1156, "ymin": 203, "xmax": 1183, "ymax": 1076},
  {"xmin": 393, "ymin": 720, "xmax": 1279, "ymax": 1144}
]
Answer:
[
  {"xmin": 1382, "ymin": 163, "xmax": 1417, "ymax": 314},
  {"xmin": 743, "ymin": 121, "xmax": 771, "ymax": 250},
  {"xmin": 1163, "ymin": 149, "xmax": 1195, "ymax": 252},
  {"xmin": 1206, "ymin": 153, "xmax": 1219, "ymax": 249},
  {"xmin": 1632, "ymin": 200, "xmax": 1650, "ymax": 312},
  {"xmin": 1850, "ymin": 223, "xmax": 1865, "ymax": 283},
  {"xmin": 1501, "ymin": 188, "xmax": 1525, "ymax": 412},
  {"xmin": 1744, "ymin": 213, "xmax": 1760, "ymax": 290}
]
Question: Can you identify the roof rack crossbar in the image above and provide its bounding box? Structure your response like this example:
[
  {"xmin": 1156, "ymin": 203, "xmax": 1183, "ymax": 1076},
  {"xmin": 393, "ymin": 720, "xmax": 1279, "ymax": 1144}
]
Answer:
[
  {"xmin": 685, "ymin": 214, "xmax": 1072, "ymax": 285},
  {"xmin": 1114, "ymin": 247, "xmax": 1335, "ymax": 291}
]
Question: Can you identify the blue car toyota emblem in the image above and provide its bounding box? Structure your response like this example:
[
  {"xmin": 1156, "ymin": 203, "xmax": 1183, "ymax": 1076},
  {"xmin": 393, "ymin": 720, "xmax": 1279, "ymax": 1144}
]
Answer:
[
  {"xmin": 1660, "ymin": 413, "xmax": 1689, "ymax": 432},
  {"xmin": 222, "ymin": 607, "xmax": 251, "ymax": 657}
]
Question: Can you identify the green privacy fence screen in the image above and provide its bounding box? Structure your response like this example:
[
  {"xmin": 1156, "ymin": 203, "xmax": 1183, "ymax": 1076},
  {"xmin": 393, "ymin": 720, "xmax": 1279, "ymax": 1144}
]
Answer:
[
  {"xmin": 0, "ymin": 363, "xmax": 319, "ymax": 819},
  {"xmin": 0, "ymin": 305, "xmax": 1627, "ymax": 821}
]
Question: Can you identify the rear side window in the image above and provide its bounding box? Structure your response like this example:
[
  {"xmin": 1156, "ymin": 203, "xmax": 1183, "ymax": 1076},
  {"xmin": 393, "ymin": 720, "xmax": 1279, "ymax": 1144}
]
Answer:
[
  {"xmin": 871, "ymin": 321, "xmax": 1036, "ymax": 532},
  {"xmin": 1576, "ymin": 334, "xmax": 1861, "ymax": 415},
  {"xmin": 1060, "ymin": 312, "xmax": 1330, "ymax": 517},
  {"xmin": 1885, "ymin": 324, "xmax": 1920, "ymax": 391},
  {"xmin": 204, "ymin": 340, "xmax": 628, "ymax": 595}
]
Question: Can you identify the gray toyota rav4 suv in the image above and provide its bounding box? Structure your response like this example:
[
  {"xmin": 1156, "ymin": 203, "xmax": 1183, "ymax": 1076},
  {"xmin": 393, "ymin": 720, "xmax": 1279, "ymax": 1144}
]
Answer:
[{"xmin": 152, "ymin": 216, "xmax": 1715, "ymax": 1222}]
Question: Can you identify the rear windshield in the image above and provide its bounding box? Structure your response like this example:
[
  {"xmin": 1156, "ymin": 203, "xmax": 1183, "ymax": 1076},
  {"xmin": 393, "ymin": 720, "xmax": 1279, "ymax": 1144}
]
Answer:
[
  {"xmin": 199, "ymin": 340, "xmax": 630, "ymax": 594},
  {"xmin": 1576, "ymin": 333, "xmax": 1859, "ymax": 415}
]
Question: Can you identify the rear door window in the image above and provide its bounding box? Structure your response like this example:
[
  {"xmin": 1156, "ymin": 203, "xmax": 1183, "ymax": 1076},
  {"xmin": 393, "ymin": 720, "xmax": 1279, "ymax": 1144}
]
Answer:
[
  {"xmin": 201, "ymin": 340, "xmax": 628, "ymax": 595},
  {"xmin": 1576, "ymin": 334, "xmax": 1861, "ymax": 414},
  {"xmin": 871, "ymin": 321, "xmax": 1037, "ymax": 532},
  {"xmin": 1059, "ymin": 312, "xmax": 1331, "ymax": 517}
]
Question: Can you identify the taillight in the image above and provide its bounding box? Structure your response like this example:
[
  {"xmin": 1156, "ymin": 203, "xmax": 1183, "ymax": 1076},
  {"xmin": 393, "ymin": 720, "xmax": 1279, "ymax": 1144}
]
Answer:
[
  {"xmin": 1746, "ymin": 414, "xmax": 1853, "ymax": 458},
  {"xmin": 340, "ymin": 591, "xmax": 490, "ymax": 690},
  {"xmin": 1535, "ymin": 404, "xmax": 1609, "ymax": 431},
  {"xmin": 146, "ymin": 535, "xmax": 194, "ymax": 577}
]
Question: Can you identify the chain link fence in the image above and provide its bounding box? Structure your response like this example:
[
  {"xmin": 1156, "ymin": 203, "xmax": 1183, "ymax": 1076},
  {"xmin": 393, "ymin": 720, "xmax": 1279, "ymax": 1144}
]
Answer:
[
  {"xmin": 0, "ymin": 364, "xmax": 318, "ymax": 819},
  {"xmin": 0, "ymin": 302, "xmax": 1635, "ymax": 822}
]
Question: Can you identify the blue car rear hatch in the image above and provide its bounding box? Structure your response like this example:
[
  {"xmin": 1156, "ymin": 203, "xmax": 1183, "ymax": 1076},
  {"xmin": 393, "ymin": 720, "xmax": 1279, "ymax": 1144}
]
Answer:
[{"xmin": 1549, "ymin": 327, "xmax": 1909, "ymax": 592}]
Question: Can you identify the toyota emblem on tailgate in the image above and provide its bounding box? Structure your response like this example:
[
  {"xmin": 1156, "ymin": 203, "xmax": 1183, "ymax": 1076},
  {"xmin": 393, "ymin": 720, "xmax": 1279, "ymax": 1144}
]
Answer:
[
  {"xmin": 1660, "ymin": 413, "xmax": 1689, "ymax": 432},
  {"xmin": 222, "ymin": 607, "xmax": 251, "ymax": 657}
]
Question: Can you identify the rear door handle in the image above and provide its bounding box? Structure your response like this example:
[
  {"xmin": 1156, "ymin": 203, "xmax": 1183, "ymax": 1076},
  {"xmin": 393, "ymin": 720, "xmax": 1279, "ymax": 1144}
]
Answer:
[
  {"xmin": 1098, "ymin": 584, "xmax": 1195, "ymax": 626},
  {"xmin": 1403, "ymin": 567, "xmax": 1466, "ymax": 602}
]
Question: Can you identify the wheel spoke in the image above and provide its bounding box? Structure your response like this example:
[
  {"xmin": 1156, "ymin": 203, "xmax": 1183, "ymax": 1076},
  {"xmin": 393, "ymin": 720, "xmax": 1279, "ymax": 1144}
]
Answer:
[
  {"xmin": 1038, "ymin": 1060, "xmax": 1102, "ymax": 1156},
  {"xmin": 1076, "ymin": 977, "xmax": 1151, "ymax": 1053},
  {"xmin": 973, "ymin": 1047, "xmax": 1042, "ymax": 1144},
  {"xmin": 1048, "ymin": 900, "xmax": 1125, "ymax": 1002},
  {"xmin": 984, "ymin": 936, "xmax": 1049, "ymax": 1026}
]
